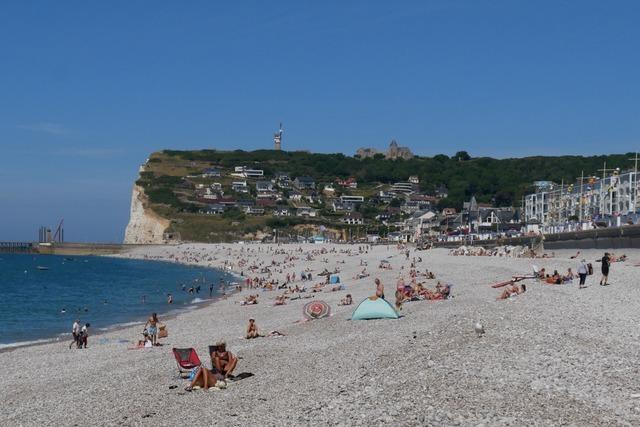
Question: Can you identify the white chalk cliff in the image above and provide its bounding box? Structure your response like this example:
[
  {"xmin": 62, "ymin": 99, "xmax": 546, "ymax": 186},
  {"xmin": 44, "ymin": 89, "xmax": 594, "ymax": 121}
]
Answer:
[{"xmin": 123, "ymin": 185, "xmax": 170, "ymax": 244}]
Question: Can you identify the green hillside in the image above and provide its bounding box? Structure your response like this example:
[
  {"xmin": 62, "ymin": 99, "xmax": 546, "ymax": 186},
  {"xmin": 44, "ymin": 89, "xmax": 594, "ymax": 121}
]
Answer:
[{"xmin": 135, "ymin": 149, "xmax": 634, "ymax": 242}]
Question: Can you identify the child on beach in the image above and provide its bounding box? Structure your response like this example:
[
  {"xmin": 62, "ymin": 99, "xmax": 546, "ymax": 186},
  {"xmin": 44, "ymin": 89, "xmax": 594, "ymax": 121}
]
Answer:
[
  {"xmin": 80, "ymin": 323, "xmax": 90, "ymax": 348},
  {"xmin": 246, "ymin": 318, "xmax": 261, "ymax": 339}
]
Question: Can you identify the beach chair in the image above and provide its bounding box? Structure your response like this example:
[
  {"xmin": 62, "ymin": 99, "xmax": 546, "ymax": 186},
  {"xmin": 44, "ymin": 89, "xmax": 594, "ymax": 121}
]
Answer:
[{"xmin": 172, "ymin": 348, "xmax": 201, "ymax": 376}]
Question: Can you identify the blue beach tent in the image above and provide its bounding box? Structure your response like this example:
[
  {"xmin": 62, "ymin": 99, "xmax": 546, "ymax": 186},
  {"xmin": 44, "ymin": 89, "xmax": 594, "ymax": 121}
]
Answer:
[
  {"xmin": 351, "ymin": 297, "xmax": 399, "ymax": 320},
  {"xmin": 329, "ymin": 275, "xmax": 340, "ymax": 284}
]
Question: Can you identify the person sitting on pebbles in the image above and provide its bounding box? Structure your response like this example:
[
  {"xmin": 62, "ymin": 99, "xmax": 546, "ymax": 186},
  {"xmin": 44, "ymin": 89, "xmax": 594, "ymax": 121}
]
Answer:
[
  {"xmin": 338, "ymin": 294, "xmax": 353, "ymax": 306},
  {"xmin": 185, "ymin": 341, "xmax": 238, "ymax": 391},
  {"xmin": 246, "ymin": 318, "xmax": 262, "ymax": 339}
]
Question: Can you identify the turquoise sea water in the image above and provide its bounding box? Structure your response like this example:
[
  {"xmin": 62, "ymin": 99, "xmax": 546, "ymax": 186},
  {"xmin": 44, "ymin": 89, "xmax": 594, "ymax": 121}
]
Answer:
[{"xmin": 0, "ymin": 254, "xmax": 234, "ymax": 347}]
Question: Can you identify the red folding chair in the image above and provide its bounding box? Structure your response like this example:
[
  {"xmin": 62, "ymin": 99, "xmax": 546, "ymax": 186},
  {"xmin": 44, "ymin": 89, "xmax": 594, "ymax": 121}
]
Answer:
[{"xmin": 172, "ymin": 347, "xmax": 202, "ymax": 376}]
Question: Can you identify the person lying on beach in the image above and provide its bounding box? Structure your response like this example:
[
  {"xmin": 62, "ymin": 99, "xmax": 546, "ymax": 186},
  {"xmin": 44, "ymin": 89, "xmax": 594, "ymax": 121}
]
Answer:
[
  {"xmin": 354, "ymin": 268, "xmax": 369, "ymax": 279},
  {"xmin": 497, "ymin": 284, "xmax": 526, "ymax": 300},
  {"xmin": 274, "ymin": 294, "xmax": 287, "ymax": 306},
  {"xmin": 570, "ymin": 251, "xmax": 581, "ymax": 259},
  {"xmin": 545, "ymin": 271, "xmax": 562, "ymax": 285},
  {"xmin": 240, "ymin": 294, "xmax": 258, "ymax": 305},
  {"xmin": 611, "ymin": 254, "xmax": 627, "ymax": 262},
  {"xmin": 338, "ymin": 294, "xmax": 353, "ymax": 305},
  {"xmin": 536, "ymin": 268, "xmax": 546, "ymax": 279},
  {"xmin": 246, "ymin": 318, "xmax": 262, "ymax": 339}
]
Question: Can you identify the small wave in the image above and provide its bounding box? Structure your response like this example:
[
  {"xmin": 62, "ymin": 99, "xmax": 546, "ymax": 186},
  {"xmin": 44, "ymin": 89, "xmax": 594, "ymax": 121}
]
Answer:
[
  {"xmin": 0, "ymin": 338, "xmax": 56, "ymax": 350},
  {"xmin": 190, "ymin": 297, "xmax": 206, "ymax": 304}
]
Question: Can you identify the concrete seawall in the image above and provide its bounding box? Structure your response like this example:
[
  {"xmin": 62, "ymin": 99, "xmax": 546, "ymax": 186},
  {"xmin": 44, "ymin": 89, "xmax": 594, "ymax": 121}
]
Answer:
[
  {"xmin": 0, "ymin": 242, "xmax": 172, "ymax": 256},
  {"xmin": 433, "ymin": 225, "xmax": 640, "ymax": 250}
]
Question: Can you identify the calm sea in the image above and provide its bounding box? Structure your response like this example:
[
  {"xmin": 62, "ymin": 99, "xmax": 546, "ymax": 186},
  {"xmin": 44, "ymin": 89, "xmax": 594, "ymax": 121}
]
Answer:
[{"xmin": 0, "ymin": 253, "xmax": 234, "ymax": 348}]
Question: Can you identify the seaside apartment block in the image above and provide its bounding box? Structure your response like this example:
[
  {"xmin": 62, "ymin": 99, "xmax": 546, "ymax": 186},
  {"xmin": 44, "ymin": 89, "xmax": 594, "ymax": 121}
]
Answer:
[{"xmin": 523, "ymin": 170, "xmax": 640, "ymax": 232}]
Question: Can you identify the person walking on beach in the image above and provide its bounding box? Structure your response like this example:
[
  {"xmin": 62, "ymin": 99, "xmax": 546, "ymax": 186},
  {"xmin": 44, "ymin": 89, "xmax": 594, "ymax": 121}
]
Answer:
[
  {"xmin": 600, "ymin": 252, "xmax": 611, "ymax": 286},
  {"xmin": 80, "ymin": 323, "xmax": 90, "ymax": 348},
  {"xmin": 69, "ymin": 319, "xmax": 81, "ymax": 349},
  {"xmin": 577, "ymin": 259, "xmax": 588, "ymax": 289},
  {"xmin": 375, "ymin": 278, "xmax": 385, "ymax": 299}
]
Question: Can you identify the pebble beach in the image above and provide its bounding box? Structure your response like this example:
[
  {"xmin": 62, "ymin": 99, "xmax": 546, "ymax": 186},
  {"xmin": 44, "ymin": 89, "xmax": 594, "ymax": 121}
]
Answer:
[{"xmin": 3, "ymin": 243, "xmax": 640, "ymax": 426}]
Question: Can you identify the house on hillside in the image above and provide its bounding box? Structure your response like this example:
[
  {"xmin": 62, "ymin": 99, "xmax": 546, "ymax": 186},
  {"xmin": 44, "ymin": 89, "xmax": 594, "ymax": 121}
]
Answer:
[
  {"xmin": 332, "ymin": 200, "xmax": 355, "ymax": 212},
  {"xmin": 246, "ymin": 206, "xmax": 265, "ymax": 215},
  {"xmin": 288, "ymin": 191, "xmax": 303, "ymax": 202},
  {"xmin": 296, "ymin": 207, "xmax": 318, "ymax": 217},
  {"xmin": 294, "ymin": 176, "xmax": 315, "ymax": 190},
  {"xmin": 202, "ymin": 204, "xmax": 225, "ymax": 215},
  {"xmin": 342, "ymin": 212, "xmax": 363, "ymax": 225},
  {"xmin": 232, "ymin": 181, "xmax": 249, "ymax": 193},
  {"xmin": 435, "ymin": 185, "xmax": 449, "ymax": 199},
  {"xmin": 391, "ymin": 181, "xmax": 418, "ymax": 194},
  {"xmin": 256, "ymin": 180, "xmax": 274, "ymax": 193},
  {"xmin": 202, "ymin": 168, "xmax": 221, "ymax": 178},
  {"xmin": 274, "ymin": 208, "xmax": 291, "ymax": 217},
  {"xmin": 336, "ymin": 177, "xmax": 358, "ymax": 189},
  {"xmin": 339, "ymin": 195, "xmax": 364, "ymax": 204}
]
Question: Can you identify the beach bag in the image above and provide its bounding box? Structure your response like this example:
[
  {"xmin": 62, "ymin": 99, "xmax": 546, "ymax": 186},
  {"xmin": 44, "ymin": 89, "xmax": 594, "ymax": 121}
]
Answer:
[
  {"xmin": 158, "ymin": 325, "xmax": 168, "ymax": 338},
  {"xmin": 587, "ymin": 263, "xmax": 593, "ymax": 275}
]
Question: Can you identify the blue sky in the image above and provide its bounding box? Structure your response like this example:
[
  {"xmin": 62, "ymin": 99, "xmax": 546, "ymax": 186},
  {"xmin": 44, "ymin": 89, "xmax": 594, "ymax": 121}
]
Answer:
[{"xmin": 1, "ymin": 1, "xmax": 639, "ymax": 242}]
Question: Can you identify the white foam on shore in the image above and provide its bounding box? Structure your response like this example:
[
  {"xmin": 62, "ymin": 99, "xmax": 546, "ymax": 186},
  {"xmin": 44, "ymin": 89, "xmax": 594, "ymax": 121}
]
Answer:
[{"xmin": 0, "ymin": 337, "xmax": 59, "ymax": 350}]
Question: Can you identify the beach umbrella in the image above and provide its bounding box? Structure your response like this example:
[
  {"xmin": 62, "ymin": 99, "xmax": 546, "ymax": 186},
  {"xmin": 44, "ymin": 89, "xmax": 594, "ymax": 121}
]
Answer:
[{"xmin": 302, "ymin": 300, "xmax": 331, "ymax": 320}]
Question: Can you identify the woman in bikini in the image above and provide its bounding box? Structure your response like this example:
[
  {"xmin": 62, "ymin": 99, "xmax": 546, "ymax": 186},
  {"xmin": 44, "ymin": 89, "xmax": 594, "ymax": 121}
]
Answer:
[{"xmin": 185, "ymin": 341, "xmax": 238, "ymax": 391}]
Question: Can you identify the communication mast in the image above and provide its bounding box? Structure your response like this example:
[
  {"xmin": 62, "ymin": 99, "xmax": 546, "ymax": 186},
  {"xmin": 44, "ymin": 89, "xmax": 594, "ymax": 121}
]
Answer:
[{"xmin": 273, "ymin": 123, "xmax": 283, "ymax": 150}]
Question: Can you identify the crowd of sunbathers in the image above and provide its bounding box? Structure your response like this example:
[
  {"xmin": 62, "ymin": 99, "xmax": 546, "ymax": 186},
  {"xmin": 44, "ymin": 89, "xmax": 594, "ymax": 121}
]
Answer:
[{"xmin": 393, "ymin": 278, "xmax": 451, "ymax": 309}]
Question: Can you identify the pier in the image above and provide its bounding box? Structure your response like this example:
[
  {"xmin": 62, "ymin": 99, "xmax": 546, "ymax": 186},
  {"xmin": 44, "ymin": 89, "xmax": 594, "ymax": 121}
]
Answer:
[{"xmin": 0, "ymin": 242, "xmax": 34, "ymax": 253}]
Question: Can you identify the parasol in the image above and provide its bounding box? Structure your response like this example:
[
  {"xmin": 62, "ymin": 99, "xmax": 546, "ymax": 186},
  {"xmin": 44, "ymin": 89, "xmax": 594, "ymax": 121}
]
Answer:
[{"xmin": 302, "ymin": 300, "xmax": 331, "ymax": 320}]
